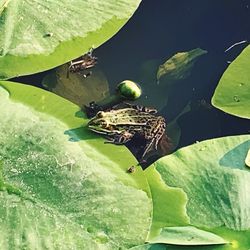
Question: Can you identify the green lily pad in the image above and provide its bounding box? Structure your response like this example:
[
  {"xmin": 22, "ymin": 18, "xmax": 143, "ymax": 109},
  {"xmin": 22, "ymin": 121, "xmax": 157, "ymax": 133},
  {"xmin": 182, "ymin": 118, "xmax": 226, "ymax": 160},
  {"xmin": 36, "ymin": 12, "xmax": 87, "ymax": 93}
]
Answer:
[
  {"xmin": 42, "ymin": 64, "xmax": 109, "ymax": 107},
  {"xmin": 212, "ymin": 45, "xmax": 250, "ymax": 119},
  {"xmin": 129, "ymin": 244, "xmax": 166, "ymax": 250},
  {"xmin": 0, "ymin": 81, "xmax": 152, "ymax": 249},
  {"xmin": 145, "ymin": 166, "xmax": 189, "ymax": 240},
  {"xmin": 147, "ymin": 135, "xmax": 250, "ymax": 249},
  {"xmin": 149, "ymin": 226, "xmax": 227, "ymax": 246},
  {"xmin": 0, "ymin": 0, "xmax": 141, "ymax": 79}
]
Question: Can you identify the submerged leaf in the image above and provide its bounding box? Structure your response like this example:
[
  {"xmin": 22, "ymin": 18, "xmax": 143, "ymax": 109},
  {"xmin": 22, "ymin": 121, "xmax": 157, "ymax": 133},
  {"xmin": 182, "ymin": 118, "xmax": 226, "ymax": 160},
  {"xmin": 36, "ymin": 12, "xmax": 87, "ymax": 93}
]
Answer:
[
  {"xmin": 42, "ymin": 64, "xmax": 109, "ymax": 106},
  {"xmin": 212, "ymin": 45, "xmax": 250, "ymax": 119},
  {"xmin": 0, "ymin": 0, "xmax": 141, "ymax": 79},
  {"xmin": 0, "ymin": 81, "xmax": 152, "ymax": 249},
  {"xmin": 156, "ymin": 48, "xmax": 207, "ymax": 81},
  {"xmin": 137, "ymin": 49, "xmax": 206, "ymax": 111},
  {"xmin": 166, "ymin": 103, "xmax": 191, "ymax": 149}
]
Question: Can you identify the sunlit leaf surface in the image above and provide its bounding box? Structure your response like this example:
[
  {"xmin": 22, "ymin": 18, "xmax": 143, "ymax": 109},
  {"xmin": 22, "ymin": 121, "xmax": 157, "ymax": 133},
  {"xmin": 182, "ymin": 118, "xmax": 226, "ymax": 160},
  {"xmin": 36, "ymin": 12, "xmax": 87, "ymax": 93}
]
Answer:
[
  {"xmin": 0, "ymin": 81, "xmax": 151, "ymax": 249},
  {"xmin": 212, "ymin": 45, "xmax": 250, "ymax": 119}
]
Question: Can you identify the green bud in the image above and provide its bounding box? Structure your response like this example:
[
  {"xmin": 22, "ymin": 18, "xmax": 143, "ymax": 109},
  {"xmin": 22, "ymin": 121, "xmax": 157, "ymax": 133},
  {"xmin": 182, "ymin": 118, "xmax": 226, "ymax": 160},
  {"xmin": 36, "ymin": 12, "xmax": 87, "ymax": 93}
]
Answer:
[{"xmin": 116, "ymin": 80, "xmax": 142, "ymax": 100}]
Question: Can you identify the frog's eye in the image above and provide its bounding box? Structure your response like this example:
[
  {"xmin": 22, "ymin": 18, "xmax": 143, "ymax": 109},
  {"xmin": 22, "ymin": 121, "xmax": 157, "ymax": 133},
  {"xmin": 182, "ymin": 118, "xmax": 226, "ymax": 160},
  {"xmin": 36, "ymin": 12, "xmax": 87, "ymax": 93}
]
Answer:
[{"xmin": 96, "ymin": 111, "xmax": 105, "ymax": 118}]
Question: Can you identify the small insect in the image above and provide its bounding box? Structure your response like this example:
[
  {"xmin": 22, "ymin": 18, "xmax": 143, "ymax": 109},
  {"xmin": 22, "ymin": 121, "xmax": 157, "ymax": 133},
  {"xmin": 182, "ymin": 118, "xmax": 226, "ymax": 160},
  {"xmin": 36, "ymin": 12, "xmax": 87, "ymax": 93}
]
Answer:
[
  {"xmin": 67, "ymin": 48, "xmax": 98, "ymax": 78},
  {"xmin": 127, "ymin": 166, "xmax": 136, "ymax": 173}
]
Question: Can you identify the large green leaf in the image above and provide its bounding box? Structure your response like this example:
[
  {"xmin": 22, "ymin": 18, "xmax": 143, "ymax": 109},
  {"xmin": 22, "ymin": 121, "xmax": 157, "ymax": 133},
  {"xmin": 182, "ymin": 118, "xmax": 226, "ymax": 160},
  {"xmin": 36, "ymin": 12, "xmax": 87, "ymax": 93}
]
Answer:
[
  {"xmin": 0, "ymin": 0, "xmax": 141, "ymax": 79},
  {"xmin": 212, "ymin": 45, "xmax": 250, "ymax": 119},
  {"xmin": 0, "ymin": 81, "xmax": 152, "ymax": 249},
  {"xmin": 146, "ymin": 135, "xmax": 250, "ymax": 249}
]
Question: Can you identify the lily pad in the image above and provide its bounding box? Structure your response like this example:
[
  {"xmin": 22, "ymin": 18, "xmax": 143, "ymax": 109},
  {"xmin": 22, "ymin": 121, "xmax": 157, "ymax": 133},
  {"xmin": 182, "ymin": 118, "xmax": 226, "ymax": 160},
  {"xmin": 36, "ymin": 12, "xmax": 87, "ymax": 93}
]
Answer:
[
  {"xmin": 149, "ymin": 226, "xmax": 227, "ymax": 246},
  {"xmin": 42, "ymin": 64, "xmax": 109, "ymax": 107},
  {"xmin": 212, "ymin": 45, "xmax": 250, "ymax": 119},
  {"xmin": 145, "ymin": 166, "xmax": 189, "ymax": 240},
  {"xmin": 0, "ymin": 0, "xmax": 141, "ymax": 79},
  {"xmin": 147, "ymin": 135, "xmax": 250, "ymax": 249},
  {"xmin": 129, "ymin": 244, "xmax": 166, "ymax": 250},
  {"xmin": 0, "ymin": 81, "xmax": 152, "ymax": 249}
]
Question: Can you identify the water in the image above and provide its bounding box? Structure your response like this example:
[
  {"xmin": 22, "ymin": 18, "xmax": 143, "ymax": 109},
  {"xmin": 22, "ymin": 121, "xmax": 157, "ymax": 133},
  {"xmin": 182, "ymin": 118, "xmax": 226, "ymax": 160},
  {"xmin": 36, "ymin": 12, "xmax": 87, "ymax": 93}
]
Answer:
[{"xmin": 11, "ymin": 0, "xmax": 250, "ymax": 155}]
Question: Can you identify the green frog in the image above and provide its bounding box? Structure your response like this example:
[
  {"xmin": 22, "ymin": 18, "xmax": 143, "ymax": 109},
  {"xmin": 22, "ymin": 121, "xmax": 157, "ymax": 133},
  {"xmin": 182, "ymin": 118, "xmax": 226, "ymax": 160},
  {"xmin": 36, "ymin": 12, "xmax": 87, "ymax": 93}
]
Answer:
[{"xmin": 87, "ymin": 104, "xmax": 166, "ymax": 160}]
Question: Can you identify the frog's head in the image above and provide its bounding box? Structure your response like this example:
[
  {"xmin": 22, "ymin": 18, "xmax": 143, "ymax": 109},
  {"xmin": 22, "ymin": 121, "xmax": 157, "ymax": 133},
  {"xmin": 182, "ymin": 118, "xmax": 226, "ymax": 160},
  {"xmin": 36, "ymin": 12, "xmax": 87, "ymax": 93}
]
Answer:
[{"xmin": 87, "ymin": 111, "xmax": 113, "ymax": 134}]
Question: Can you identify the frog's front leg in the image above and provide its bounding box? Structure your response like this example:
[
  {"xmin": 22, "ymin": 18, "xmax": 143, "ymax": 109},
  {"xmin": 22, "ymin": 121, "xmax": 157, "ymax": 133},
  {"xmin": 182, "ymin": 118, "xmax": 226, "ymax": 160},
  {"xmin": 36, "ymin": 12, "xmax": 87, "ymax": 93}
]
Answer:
[{"xmin": 104, "ymin": 131, "xmax": 134, "ymax": 145}]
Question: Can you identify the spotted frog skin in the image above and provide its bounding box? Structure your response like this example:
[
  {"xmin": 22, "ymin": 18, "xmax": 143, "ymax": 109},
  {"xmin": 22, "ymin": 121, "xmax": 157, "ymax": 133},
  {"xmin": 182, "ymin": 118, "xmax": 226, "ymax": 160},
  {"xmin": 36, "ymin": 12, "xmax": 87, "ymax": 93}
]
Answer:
[{"xmin": 87, "ymin": 104, "xmax": 166, "ymax": 160}]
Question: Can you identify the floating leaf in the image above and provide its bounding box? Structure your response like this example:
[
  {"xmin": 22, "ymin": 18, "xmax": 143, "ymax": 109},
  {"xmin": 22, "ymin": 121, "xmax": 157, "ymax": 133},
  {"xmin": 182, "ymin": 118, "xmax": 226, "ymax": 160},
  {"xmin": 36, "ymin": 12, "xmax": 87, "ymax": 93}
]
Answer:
[
  {"xmin": 129, "ymin": 244, "xmax": 166, "ymax": 250},
  {"xmin": 149, "ymin": 226, "xmax": 227, "ymax": 246},
  {"xmin": 42, "ymin": 65, "xmax": 109, "ymax": 106},
  {"xmin": 0, "ymin": 0, "xmax": 141, "ymax": 79},
  {"xmin": 0, "ymin": 81, "xmax": 152, "ymax": 249},
  {"xmin": 147, "ymin": 135, "xmax": 250, "ymax": 249},
  {"xmin": 156, "ymin": 48, "xmax": 207, "ymax": 81},
  {"xmin": 212, "ymin": 45, "xmax": 250, "ymax": 119}
]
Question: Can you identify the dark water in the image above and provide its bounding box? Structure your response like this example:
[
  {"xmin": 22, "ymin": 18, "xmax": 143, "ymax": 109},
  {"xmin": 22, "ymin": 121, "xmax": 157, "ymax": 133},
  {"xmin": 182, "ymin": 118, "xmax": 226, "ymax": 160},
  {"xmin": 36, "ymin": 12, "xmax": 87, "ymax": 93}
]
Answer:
[{"xmin": 12, "ymin": 0, "xmax": 250, "ymax": 158}]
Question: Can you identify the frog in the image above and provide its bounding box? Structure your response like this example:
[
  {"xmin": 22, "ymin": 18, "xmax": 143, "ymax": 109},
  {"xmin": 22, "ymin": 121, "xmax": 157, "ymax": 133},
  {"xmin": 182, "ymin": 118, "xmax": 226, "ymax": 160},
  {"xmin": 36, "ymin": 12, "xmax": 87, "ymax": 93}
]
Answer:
[{"xmin": 87, "ymin": 103, "xmax": 166, "ymax": 161}]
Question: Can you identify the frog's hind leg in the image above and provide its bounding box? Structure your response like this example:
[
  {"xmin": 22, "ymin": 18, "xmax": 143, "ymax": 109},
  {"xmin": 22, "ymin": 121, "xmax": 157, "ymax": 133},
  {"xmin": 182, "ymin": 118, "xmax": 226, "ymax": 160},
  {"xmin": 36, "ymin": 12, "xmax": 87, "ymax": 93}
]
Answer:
[
  {"xmin": 141, "ymin": 138, "xmax": 156, "ymax": 160},
  {"xmin": 141, "ymin": 133, "xmax": 163, "ymax": 160}
]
